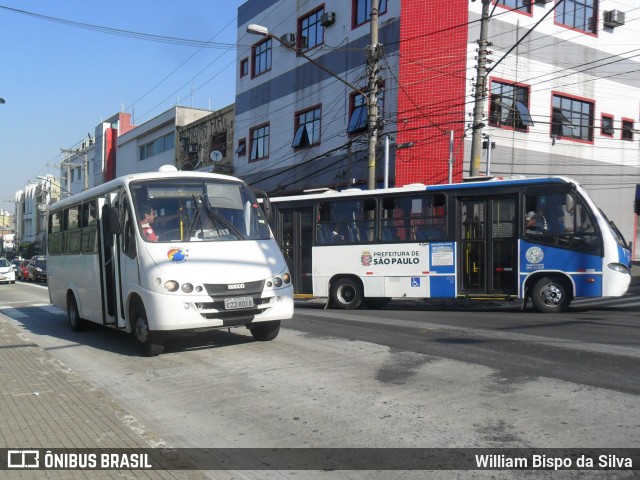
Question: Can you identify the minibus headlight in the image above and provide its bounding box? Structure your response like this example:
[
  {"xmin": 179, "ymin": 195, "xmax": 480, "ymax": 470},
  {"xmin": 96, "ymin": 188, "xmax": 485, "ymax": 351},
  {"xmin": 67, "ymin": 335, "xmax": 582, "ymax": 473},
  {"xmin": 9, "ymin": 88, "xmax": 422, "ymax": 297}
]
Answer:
[
  {"xmin": 266, "ymin": 273, "xmax": 291, "ymax": 289},
  {"xmin": 607, "ymin": 263, "xmax": 629, "ymax": 274},
  {"xmin": 164, "ymin": 280, "xmax": 179, "ymax": 292},
  {"xmin": 181, "ymin": 283, "xmax": 194, "ymax": 293}
]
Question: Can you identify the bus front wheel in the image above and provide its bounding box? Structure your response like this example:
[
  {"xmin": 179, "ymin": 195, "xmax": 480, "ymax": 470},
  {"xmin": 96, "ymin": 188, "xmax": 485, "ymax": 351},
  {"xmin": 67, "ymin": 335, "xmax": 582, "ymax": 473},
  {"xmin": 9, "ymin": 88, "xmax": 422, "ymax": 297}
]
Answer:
[
  {"xmin": 132, "ymin": 309, "xmax": 164, "ymax": 356},
  {"xmin": 531, "ymin": 276, "xmax": 572, "ymax": 313},
  {"xmin": 331, "ymin": 278, "xmax": 363, "ymax": 310},
  {"xmin": 249, "ymin": 320, "xmax": 281, "ymax": 341},
  {"xmin": 67, "ymin": 295, "xmax": 86, "ymax": 332}
]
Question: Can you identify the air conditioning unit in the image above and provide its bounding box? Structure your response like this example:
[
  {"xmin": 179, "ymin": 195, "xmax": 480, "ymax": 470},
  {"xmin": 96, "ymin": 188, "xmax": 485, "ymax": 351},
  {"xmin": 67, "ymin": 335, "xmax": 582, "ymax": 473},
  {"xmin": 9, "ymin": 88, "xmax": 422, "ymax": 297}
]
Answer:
[
  {"xmin": 187, "ymin": 144, "xmax": 198, "ymax": 153},
  {"xmin": 281, "ymin": 33, "xmax": 296, "ymax": 46},
  {"xmin": 604, "ymin": 10, "xmax": 625, "ymax": 28},
  {"xmin": 321, "ymin": 12, "xmax": 336, "ymax": 26},
  {"xmin": 299, "ymin": 35, "xmax": 308, "ymax": 49}
]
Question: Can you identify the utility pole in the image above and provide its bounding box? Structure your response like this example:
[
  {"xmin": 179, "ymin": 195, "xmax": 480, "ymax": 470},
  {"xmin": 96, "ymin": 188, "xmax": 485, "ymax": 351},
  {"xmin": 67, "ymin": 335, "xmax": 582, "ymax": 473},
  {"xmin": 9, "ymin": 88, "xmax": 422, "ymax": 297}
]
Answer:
[
  {"xmin": 366, "ymin": 0, "xmax": 381, "ymax": 190},
  {"xmin": 469, "ymin": 0, "xmax": 491, "ymax": 178}
]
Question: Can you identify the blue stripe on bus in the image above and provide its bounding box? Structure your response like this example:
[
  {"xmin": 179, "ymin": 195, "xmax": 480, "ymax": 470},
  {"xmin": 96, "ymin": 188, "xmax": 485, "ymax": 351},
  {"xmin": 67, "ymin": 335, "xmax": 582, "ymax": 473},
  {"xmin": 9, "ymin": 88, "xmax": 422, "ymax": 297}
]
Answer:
[{"xmin": 425, "ymin": 177, "xmax": 568, "ymax": 192}]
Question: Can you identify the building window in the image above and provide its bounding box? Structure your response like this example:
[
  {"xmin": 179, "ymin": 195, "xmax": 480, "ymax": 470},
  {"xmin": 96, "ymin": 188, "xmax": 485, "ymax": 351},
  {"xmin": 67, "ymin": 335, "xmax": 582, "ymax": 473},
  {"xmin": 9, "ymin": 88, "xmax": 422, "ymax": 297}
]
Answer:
[
  {"xmin": 299, "ymin": 8, "xmax": 324, "ymax": 50},
  {"xmin": 489, "ymin": 80, "xmax": 533, "ymax": 130},
  {"xmin": 211, "ymin": 132, "xmax": 227, "ymax": 158},
  {"xmin": 621, "ymin": 119, "xmax": 634, "ymax": 141},
  {"xmin": 139, "ymin": 132, "xmax": 175, "ymax": 160},
  {"xmin": 556, "ymin": 0, "xmax": 597, "ymax": 34},
  {"xmin": 249, "ymin": 124, "xmax": 270, "ymax": 161},
  {"xmin": 293, "ymin": 106, "xmax": 321, "ymax": 148},
  {"xmin": 601, "ymin": 115, "xmax": 614, "ymax": 136},
  {"xmin": 354, "ymin": 0, "xmax": 388, "ymax": 28},
  {"xmin": 235, "ymin": 138, "xmax": 247, "ymax": 156},
  {"xmin": 494, "ymin": 0, "xmax": 531, "ymax": 14},
  {"xmin": 347, "ymin": 88, "xmax": 384, "ymax": 134},
  {"xmin": 252, "ymin": 38, "xmax": 272, "ymax": 77},
  {"xmin": 240, "ymin": 58, "xmax": 249, "ymax": 77},
  {"xmin": 551, "ymin": 94, "xmax": 594, "ymax": 142}
]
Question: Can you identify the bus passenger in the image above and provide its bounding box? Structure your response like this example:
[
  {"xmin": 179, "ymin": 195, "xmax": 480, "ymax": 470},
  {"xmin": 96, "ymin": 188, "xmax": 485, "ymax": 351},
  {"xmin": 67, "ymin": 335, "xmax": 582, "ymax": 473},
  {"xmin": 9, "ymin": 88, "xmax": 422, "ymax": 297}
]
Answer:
[
  {"xmin": 330, "ymin": 225, "xmax": 345, "ymax": 243},
  {"xmin": 525, "ymin": 211, "xmax": 546, "ymax": 235},
  {"xmin": 139, "ymin": 204, "xmax": 159, "ymax": 242}
]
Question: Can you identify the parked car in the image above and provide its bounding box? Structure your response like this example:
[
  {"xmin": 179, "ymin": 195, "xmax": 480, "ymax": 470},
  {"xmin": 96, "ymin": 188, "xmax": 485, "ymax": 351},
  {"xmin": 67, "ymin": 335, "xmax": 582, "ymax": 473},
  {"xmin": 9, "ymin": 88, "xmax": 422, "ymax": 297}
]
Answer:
[
  {"xmin": 0, "ymin": 258, "xmax": 16, "ymax": 284},
  {"xmin": 17, "ymin": 260, "xmax": 30, "ymax": 281},
  {"xmin": 27, "ymin": 256, "xmax": 47, "ymax": 283}
]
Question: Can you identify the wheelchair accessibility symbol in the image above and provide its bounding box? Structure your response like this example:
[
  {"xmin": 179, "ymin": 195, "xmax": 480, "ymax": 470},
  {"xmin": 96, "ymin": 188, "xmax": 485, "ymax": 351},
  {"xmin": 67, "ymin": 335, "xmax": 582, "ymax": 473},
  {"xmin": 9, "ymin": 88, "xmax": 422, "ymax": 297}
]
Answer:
[{"xmin": 411, "ymin": 277, "xmax": 420, "ymax": 287}]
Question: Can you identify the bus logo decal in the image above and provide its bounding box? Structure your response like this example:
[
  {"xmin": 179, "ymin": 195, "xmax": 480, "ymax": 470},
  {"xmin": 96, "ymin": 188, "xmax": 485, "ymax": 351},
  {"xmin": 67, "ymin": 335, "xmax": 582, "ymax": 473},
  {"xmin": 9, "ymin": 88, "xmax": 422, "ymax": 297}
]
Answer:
[
  {"xmin": 361, "ymin": 251, "xmax": 372, "ymax": 267},
  {"xmin": 525, "ymin": 246, "xmax": 544, "ymax": 264},
  {"xmin": 228, "ymin": 283, "xmax": 245, "ymax": 290},
  {"xmin": 167, "ymin": 247, "xmax": 188, "ymax": 263}
]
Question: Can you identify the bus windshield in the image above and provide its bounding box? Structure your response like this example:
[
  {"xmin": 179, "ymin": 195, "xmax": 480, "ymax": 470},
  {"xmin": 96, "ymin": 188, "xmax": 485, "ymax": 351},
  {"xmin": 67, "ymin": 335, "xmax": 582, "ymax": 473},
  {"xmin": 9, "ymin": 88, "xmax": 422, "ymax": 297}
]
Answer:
[{"xmin": 131, "ymin": 178, "xmax": 272, "ymax": 243}]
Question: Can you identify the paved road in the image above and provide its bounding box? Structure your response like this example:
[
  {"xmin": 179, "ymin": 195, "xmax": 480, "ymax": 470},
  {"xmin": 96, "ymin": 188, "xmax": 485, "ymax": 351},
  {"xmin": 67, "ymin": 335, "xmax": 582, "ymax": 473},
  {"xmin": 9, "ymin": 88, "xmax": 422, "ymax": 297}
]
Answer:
[{"xmin": 0, "ymin": 282, "xmax": 638, "ymax": 479}]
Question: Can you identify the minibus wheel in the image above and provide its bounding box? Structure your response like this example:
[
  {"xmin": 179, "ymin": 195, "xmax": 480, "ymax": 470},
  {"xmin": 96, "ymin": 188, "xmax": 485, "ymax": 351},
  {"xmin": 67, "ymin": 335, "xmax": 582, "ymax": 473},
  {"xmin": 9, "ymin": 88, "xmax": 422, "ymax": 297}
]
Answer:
[
  {"xmin": 331, "ymin": 278, "xmax": 363, "ymax": 309},
  {"xmin": 132, "ymin": 308, "xmax": 164, "ymax": 356},
  {"xmin": 249, "ymin": 320, "xmax": 281, "ymax": 341},
  {"xmin": 531, "ymin": 276, "xmax": 572, "ymax": 313},
  {"xmin": 67, "ymin": 294, "xmax": 86, "ymax": 332}
]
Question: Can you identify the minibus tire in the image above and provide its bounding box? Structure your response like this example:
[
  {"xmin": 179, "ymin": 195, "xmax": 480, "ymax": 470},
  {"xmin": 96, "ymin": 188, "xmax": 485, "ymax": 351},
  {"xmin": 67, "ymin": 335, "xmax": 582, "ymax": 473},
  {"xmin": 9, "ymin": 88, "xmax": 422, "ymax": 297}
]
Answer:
[
  {"xmin": 531, "ymin": 276, "xmax": 571, "ymax": 313},
  {"xmin": 249, "ymin": 320, "xmax": 281, "ymax": 341},
  {"xmin": 331, "ymin": 278, "xmax": 362, "ymax": 310},
  {"xmin": 133, "ymin": 309, "xmax": 164, "ymax": 356},
  {"xmin": 68, "ymin": 295, "xmax": 86, "ymax": 332}
]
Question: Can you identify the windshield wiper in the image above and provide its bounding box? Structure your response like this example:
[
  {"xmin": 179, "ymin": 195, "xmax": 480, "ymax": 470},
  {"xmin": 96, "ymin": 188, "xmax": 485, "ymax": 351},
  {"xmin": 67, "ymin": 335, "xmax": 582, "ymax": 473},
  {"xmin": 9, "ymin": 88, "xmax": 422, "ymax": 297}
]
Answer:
[{"xmin": 200, "ymin": 195, "xmax": 245, "ymax": 240}]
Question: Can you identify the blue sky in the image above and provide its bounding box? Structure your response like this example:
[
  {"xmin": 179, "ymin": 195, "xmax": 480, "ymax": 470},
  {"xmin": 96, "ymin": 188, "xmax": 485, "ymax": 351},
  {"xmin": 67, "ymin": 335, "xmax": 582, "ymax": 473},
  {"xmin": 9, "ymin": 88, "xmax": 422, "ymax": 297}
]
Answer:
[{"xmin": 0, "ymin": 0, "xmax": 246, "ymax": 212}]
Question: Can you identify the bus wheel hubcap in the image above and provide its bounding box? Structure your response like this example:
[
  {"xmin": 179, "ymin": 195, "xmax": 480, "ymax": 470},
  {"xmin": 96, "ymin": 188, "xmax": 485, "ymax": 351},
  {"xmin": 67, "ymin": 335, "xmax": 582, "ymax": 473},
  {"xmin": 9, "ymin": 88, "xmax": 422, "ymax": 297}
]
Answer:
[
  {"xmin": 541, "ymin": 284, "xmax": 562, "ymax": 305},
  {"xmin": 339, "ymin": 287, "xmax": 354, "ymax": 303}
]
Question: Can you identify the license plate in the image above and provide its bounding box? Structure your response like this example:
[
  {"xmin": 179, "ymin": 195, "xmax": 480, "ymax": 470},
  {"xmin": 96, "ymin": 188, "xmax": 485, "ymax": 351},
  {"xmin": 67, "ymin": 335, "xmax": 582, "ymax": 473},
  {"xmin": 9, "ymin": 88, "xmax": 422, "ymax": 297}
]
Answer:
[{"xmin": 224, "ymin": 297, "xmax": 254, "ymax": 310}]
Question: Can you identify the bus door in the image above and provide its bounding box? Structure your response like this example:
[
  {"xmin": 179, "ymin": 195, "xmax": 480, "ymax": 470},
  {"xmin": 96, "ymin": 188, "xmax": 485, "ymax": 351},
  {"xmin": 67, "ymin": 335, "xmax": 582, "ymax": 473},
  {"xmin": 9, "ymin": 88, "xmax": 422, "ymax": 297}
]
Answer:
[
  {"xmin": 277, "ymin": 207, "xmax": 313, "ymax": 295},
  {"xmin": 458, "ymin": 196, "xmax": 518, "ymax": 296},
  {"xmin": 115, "ymin": 192, "xmax": 140, "ymax": 328},
  {"xmin": 99, "ymin": 193, "xmax": 118, "ymax": 326}
]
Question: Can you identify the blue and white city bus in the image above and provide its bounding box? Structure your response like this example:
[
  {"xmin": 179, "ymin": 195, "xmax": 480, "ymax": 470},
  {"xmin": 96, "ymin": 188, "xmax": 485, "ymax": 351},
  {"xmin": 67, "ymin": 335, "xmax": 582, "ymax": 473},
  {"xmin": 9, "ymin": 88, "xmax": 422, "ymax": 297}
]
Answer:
[
  {"xmin": 267, "ymin": 176, "xmax": 631, "ymax": 312},
  {"xmin": 47, "ymin": 166, "xmax": 293, "ymax": 355}
]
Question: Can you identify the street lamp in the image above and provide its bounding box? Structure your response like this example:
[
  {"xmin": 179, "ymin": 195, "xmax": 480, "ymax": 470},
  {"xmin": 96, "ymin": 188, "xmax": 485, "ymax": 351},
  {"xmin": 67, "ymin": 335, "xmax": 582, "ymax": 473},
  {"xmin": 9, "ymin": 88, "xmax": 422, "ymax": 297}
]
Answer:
[{"xmin": 247, "ymin": 13, "xmax": 381, "ymax": 190}]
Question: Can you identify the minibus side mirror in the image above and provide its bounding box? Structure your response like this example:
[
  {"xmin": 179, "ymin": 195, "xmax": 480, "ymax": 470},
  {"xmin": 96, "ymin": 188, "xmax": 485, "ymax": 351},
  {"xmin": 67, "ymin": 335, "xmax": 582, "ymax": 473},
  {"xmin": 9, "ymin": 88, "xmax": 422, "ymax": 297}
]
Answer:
[{"xmin": 253, "ymin": 189, "xmax": 272, "ymax": 221}]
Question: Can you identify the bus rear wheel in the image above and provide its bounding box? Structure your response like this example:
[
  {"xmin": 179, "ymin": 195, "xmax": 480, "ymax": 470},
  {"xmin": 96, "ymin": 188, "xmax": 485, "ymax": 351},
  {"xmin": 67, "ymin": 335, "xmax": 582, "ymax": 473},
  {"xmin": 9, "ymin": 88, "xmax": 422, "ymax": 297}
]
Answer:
[
  {"xmin": 331, "ymin": 278, "xmax": 362, "ymax": 310},
  {"xmin": 531, "ymin": 276, "xmax": 572, "ymax": 313},
  {"xmin": 67, "ymin": 294, "xmax": 86, "ymax": 332},
  {"xmin": 132, "ymin": 308, "xmax": 164, "ymax": 356},
  {"xmin": 249, "ymin": 320, "xmax": 281, "ymax": 341}
]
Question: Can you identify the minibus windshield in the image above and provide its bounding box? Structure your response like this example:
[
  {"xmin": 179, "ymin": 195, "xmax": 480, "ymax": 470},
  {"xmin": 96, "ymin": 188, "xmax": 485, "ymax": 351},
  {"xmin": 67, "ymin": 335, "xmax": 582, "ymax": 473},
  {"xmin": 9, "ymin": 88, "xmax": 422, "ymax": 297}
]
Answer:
[{"xmin": 131, "ymin": 179, "xmax": 272, "ymax": 243}]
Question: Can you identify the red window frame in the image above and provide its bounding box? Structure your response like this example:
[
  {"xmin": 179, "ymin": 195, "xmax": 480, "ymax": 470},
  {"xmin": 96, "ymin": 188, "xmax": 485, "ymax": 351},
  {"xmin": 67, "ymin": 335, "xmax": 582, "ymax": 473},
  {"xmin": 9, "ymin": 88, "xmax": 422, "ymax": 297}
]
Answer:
[
  {"xmin": 600, "ymin": 114, "xmax": 614, "ymax": 137},
  {"xmin": 621, "ymin": 118, "xmax": 634, "ymax": 141}
]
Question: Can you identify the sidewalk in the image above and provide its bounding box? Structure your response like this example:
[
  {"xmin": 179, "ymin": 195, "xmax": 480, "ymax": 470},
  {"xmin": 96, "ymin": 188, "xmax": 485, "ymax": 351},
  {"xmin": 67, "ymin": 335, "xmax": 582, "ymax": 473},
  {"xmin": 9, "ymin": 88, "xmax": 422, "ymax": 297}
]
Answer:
[{"xmin": 0, "ymin": 316, "xmax": 206, "ymax": 479}]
